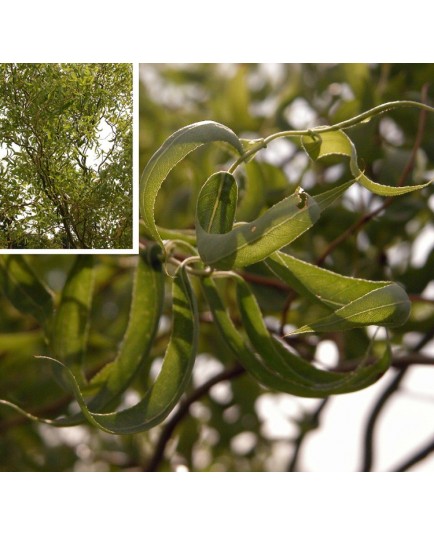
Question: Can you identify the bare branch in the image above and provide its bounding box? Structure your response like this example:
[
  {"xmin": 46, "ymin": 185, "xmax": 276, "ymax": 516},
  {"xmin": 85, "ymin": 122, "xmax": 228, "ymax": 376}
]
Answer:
[
  {"xmin": 391, "ymin": 434, "xmax": 434, "ymax": 472},
  {"xmin": 144, "ymin": 363, "xmax": 245, "ymax": 472},
  {"xmin": 287, "ymin": 398, "xmax": 329, "ymax": 472}
]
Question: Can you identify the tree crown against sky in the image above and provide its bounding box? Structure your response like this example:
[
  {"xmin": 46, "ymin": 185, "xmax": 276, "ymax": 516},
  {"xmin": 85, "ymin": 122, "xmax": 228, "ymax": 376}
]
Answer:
[{"xmin": 0, "ymin": 63, "xmax": 133, "ymax": 249}]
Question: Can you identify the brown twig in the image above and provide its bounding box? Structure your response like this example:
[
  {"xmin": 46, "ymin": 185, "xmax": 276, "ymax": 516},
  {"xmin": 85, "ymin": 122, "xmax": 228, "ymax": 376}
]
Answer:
[
  {"xmin": 360, "ymin": 324, "xmax": 434, "ymax": 472},
  {"xmin": 332, "ymin": 352, "xmax": 434, "ymax": 372},
  {"xmin": 287, "ymin": 398, "xmax": 329, "ymax": 472},
  {"xmin": 391, "ymin": 434, "xmax": 434, "ymax": 472},
  {"xmin": 239, "ymin": 271, "xmax": 290, "ymax": 292},
  {"xmin": 144, "ymin": 363, "xmax": 245, "ymax": 472},
  {"xmin": 392, "ymin": 354, "xmax": 434, "ymax": 368},
  {"xmin": 360, "ymin": 367, "xmax": 407, "ymax": 472},
  {"xmin": 279, "ymin": 289, "xmax": 298, "ymax": 336},
  {"xmin": 358, "ymin": 87, "xmax": 432, "ymax": 472}
]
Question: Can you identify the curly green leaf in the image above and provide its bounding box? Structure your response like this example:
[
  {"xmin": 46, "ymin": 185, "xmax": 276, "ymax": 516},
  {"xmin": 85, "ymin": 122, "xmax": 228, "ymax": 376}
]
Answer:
[
  {"xmin": 140, "ymin": 121, "xmax": 244, "ymax": 245},
  {"xmin": 196, "ymin": 172, "xmax": 321, "ymax": 269},
  {"xmin": 201, "ymin": 275, "xmax": 390, "ymax": 397},
  {"xmin": 0, "ymin": 255, "xmax": 54, "ymax": 331},
  {"xmin": 290, "ymin": 284, "xmax": 410, "ymax": 335},
  {"xmin": 0, "ymin": 265, "xmax": 198, "ymax": 434},
  {"xmin": 302, "ymin": 130, "xmax": 431, "ymax": 195},
  {"xmin": 265, "ymin": 251, "xmax": 410, "ymax": 334},
  {"xmin": 88, "ymin": 247, "xmax": 164, "ymax": 411},
  {"xmin": 51, "ymin": 256, "xmax": 94, "ymax": 385}
]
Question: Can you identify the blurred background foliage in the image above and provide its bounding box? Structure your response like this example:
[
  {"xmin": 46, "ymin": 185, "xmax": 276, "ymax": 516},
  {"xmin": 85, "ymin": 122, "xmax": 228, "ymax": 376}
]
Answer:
[{"xmin": 1, "ymin": 64, "xmax": 434, "ymax": 471}]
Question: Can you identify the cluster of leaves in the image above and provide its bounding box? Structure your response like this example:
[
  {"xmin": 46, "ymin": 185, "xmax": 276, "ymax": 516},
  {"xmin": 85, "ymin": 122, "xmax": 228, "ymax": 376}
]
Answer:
[
  {"xmin": 1, "ymin": 64, "xmax": 434, "ymax": 472},
  {"xmin": 0, "ymin": 63, "xmax": 133, "ymax": 249},
  {"xmin": 139, "ymin": 107, "xmax": 431, "ymax": 401}
]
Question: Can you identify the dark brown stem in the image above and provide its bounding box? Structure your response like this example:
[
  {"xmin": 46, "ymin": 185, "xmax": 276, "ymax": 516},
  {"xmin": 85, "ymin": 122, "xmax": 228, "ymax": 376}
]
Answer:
[
  {"xmin": 332, "ymin": 352, "xmax": 434, "ymax": 372},
  {"xmin": 144, "ymin": 363, "xmax": 245, "ymax": 472},
  {"xmin": 287, "ymin": 398, "xmax": 329, "ymax": 472},
  {"xmin": 358, "ymin": 87, "xmax": 431, "ymax": 472},
  {"xmin": 392, "ymin": 354, "xmax": 434, "ymax": 368},
  {"xmin": 279, "ymin": 289, "xmax": 297, "ymax": 336},
  {"xmin": 391, "ymin": 435, "xmax": 434, "ymax": 472},
  {"xmin": 360, "ymin": 324, "xmax": 434, "ymax": 472},
  {"xmin": 409, "ymin": 294, "xmax": 434, "ymax": 305},
  {"xmin": 239, "ymin": 271, "xmax": 290, "ymax": 292},
  {"xmin": 360, "ymin": 367, "xmax": 407, "ymax": 472}
]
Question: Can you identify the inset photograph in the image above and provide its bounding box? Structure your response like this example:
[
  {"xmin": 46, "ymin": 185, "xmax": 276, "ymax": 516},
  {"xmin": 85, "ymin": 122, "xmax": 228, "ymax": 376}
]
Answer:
[{"xmin": 0, "ymin": 63, "xmax": 133, "ymax": 250}]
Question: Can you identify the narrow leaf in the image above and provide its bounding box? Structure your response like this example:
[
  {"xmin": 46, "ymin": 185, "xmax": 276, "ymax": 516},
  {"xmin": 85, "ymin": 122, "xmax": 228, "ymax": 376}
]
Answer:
[
  {"xmin": 197, "ymin": 172, "xmax": 237, "ymax": 234},
  {"xmin": 0, "ymin": 255, "xmax": 54, "ymax": 329},
  {"xmin": 88, "ymin": 247, "xmax": 164, "ymax": 410},
  {"xmin": 235, "ymin": 274, "xmax": 391, "ymax": 393},
  {"xmin": 201, "ymin": 275, "xmax": 390, "ymax": 397},
  {"xmin": 290, "ymin": 283, "xmax": 410, "ymax": 335},
  {"xmin": 196, "ymin": 172, "xmax": 354, "ymax": 271},
  {"xmin": 236, "ymin": 160, "xmax": 267, "ymax": 221},
  {"xmin": 302, "ymin": 129, "xmax": 431, "ymax": 196},
  {"xmin": 70, "ymin": 266, "xmax": 197, "ymax": 433},
  {"xmin": 140, "ymin": 121, "xmax": 244, "ymax": 245},
  {"xmin": 357, "ymin": 174, "xmax": 431, "ymax": 196},
  {"xmin": 0, "ymin": 266, "xmax": 197, "ymax": 434},
  {"xmin": 9, "ymin": 265, "xmax": 198, "ymax": 434},
  {"xmin": 51, "ymin": 256, "xmax": 94, "ymax": 384},
  {"xmin": 196, "ymin": 175, "xmax": 321, "ymax": 269},
  {"xmin": 266, "ymin": 251, "xmax": 393, "ymax": 310},
  {"xmin": 265, "ymin": 251, "xmax": 411, "ymax": 334},
  {"xmin": 234, "ymin": 274, "xmax": 346, "ymax": 385}
]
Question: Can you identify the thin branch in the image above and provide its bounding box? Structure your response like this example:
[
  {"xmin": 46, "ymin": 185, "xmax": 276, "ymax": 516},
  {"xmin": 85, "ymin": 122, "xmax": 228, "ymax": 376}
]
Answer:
[
  {"xmin": 239, "ymin": 271, "xmax": 290, "ymax": 292},
  {"xmin": 391, "ymin": 434, "xmax": 434, "ymax": 472},
  {"xmin": 392, "ymin": 354, "xmax": 434, "ymax": 368},
  {"xmin": 332, "ymin": 352, "xmax": 434, "ymax": 372},
  {"xmin": 360, "ymin": 324, "xmax": 434, "ymax": 472},
  {"xmin": 409, "ymin": 294, "xmax": 434, "ymax": 305},
  {"xmin": 144, "ymin": 363, "xmax": 245, "ymax": 472},
  {"xmin": 229, "ymin": 100, "xmax": 434, "ymax": 173},
  {"xmin": 287, "ymin": 398, "xmax": 329, "ymax": 472},
  {"xmin": 279, "ymin": 289, "xmax": 297, "ymax": 336},
  {"xmin": 360, "ymin": 367, "xmax": 407, "ymax": 472}
]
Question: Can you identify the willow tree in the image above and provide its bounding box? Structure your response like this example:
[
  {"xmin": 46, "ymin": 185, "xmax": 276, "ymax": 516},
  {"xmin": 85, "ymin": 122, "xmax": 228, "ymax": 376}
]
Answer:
[
  {"xmin": 0, "ymin": 63, "xmax": 132, "ymax": 249},
  {"xmin": 1, "ymin": 64, "xmax": 434, "ymax": 473}
]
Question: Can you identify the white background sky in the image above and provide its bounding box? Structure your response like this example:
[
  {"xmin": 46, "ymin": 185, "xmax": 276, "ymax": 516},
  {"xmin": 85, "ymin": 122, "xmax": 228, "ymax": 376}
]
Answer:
[{"xmin": 1, "ymin": 1, "xmax": 433, "ymax": 533}]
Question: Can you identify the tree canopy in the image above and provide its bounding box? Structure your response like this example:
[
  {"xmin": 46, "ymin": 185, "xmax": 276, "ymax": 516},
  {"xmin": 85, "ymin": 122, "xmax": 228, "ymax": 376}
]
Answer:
[{"xmin": 0, "ymin": 63, "xmax": 133, "ymax": 249}]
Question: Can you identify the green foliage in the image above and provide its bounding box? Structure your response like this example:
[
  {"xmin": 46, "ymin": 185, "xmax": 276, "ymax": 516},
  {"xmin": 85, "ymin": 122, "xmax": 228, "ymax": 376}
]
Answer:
[
  {"xmin": 195, "ymin": 171, "xmax": 321, "ymax": 269},
  {"xmin": 140, "ymin": 120, "xmax": 244, "ymax": 246},
  {"xmin": 0, "ymin": 63, "xmax": 133, "ymax": 249},
  {"xmin": 138, "ymin": 103, "xmax": 431, "ymax": 402},
  {"xmin": 2, "ymin": 64, "xmax": 434, "ymax": 472}
]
